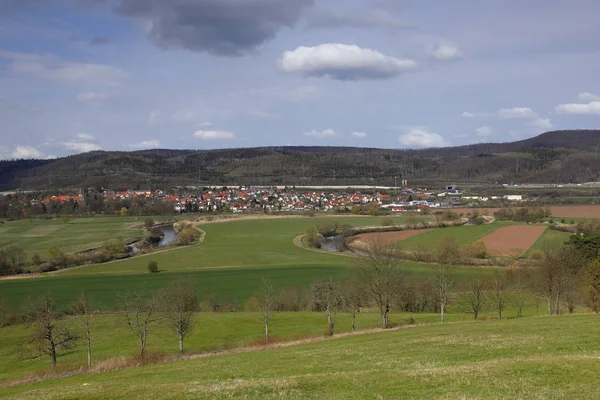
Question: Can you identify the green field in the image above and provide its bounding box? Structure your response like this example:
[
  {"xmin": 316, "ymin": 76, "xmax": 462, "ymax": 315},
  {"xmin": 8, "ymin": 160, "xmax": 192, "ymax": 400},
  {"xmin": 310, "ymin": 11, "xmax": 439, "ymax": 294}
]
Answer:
[
  {"xmin": 523, "ymin": 228, "xmax": 572, "ymax": 257},
  {"xmin": 397, "ymin": 222, "xmax": 508, "ymax": 250},
  {"xmin": 0, "ymin": 217, "xmax": 152, "ymax": 259},
  {"xmin": 2, "ymin": 314, "xmax": 598, "ymax": 399}
]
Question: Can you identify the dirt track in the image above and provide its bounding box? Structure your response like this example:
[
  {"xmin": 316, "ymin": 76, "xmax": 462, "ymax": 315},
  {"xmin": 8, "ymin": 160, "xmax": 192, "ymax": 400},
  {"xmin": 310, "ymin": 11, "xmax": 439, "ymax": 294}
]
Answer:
[
  {"xmin": 353, "ymin": 229, "xmax": 431, "ymax": 245},
  {"xmin": 476, "ymin": 226, "xmax": 547, "ymax": 256}
]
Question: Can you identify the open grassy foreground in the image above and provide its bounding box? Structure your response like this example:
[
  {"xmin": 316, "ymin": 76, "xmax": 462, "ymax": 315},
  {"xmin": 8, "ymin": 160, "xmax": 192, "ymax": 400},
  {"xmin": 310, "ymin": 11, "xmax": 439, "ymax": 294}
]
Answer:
[
  {"xmin": 0, "ymin": 217, "xmax": 150, "ymax": 259},
  {"xmin": 2, "ymin": 314, "xmax": 599, "ymax": 399}
]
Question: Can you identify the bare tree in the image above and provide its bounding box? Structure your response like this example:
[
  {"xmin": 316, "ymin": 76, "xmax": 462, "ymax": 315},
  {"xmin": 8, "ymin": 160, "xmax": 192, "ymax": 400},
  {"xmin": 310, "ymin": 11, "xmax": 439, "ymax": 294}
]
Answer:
[
  {"xmin": 118, "ymin": 290, "xmax": 157, "ymax": 361},
  {"xmin": 312, "ymin": 278, "xmax": 344, "ymax": 336},
  {"xmin": 66, "ymin": 295, "xmax": 95, "ymax": 367},
  {"xmin": 465, "ymin": 274, "xmax": 486, "ymax": 320},
  {"xmin": 159, "ymin": 281, "xmax": 198, "ymax": 354},
  {"xmin": 259, "ymin": 280, "xmax": 276, "ymax": 345},
  {"xmin": 492, "ymin": 271, "xmax": 510, "ymax": 320},
  {"xmin": 25, "ymin": 293, "xmax": 77, "ymax": 370},
  {"xmin": 437, "ymin": 236, "xmax": 463, "ymax": 266},
  {"xmin": 534, "ymin": 246, "xmax": 581, "ymax": 315},
  {"xmin": 506, "ymin": 267, "xmax": 531, "ymax": 317},
  {"xmin": 342, "ymin": 279, "xmax": 365, "ymax": 332},
  {"xmin": 3, "ymin": 245, "xmax": 26, "ymax": 274},
  {"xmin": 353, "ymin": 241, "xmax": 403, "ymax": 328},
  {"xmin": 433, "ymin": 264, "xmax": 455, "ymax": 323}
]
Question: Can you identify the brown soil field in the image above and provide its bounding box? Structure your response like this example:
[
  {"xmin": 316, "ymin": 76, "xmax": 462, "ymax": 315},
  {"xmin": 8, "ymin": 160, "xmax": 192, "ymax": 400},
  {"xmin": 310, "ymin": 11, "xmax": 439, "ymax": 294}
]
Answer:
[
  {"xmin": 449, "ymin": 205, "xmax": 600, "ymax": 218},
  {"xmin": 353, "ymin": 229, "xmax": 431, "ymax": 246},
  {"xmin": 476, "ymin": 226, "xmax": 547, "ymax": 257}
]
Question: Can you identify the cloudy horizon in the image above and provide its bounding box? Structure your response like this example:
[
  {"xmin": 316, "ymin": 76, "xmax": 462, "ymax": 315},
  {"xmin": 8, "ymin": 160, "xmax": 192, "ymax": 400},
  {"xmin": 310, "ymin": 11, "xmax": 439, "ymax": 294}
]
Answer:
[{"xmin": 1, "ymin": 0, "xmax": 600, "ymax": 159}]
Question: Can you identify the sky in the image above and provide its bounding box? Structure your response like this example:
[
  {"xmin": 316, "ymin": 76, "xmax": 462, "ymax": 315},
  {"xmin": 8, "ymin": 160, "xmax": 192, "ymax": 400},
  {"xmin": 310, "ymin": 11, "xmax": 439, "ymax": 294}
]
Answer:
[{"xmin": 1, "ymin": 0, "xmax": 600, "ymax": 159}]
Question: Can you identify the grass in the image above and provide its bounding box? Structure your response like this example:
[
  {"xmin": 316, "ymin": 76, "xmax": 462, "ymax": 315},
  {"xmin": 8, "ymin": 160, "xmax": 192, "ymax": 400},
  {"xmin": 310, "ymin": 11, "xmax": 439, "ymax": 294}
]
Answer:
[
  {"xmin": 0, "ymin": 217, "xmax": 152, "ymax": 259},
  {"xmin": 2, "ymin": 314, "xmax": 599, "ymax": 399},
  {"xmin": 397, "ymin": 222, "xmax": 508, "ymax": 250},
  {"xmin": 523, "ymin": 228, "xmax": 572, "ymax": 258}
]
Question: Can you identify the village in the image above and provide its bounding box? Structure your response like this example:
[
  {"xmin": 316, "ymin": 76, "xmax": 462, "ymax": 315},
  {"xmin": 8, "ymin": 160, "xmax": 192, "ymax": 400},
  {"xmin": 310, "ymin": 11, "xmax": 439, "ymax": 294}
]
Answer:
[{"xmin": 7, "ymin": 185, "xmax": 527, "ymax": 216}]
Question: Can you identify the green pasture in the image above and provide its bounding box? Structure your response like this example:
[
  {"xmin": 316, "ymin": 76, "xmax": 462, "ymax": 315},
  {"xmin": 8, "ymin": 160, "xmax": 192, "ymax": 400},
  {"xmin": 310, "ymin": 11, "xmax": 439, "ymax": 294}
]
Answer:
[
  {"xmin": 2, "ymin": 314, "xmax": 599, "ymax": 399},
  {"xmin": 397, "ymin": 222, "xmax": 508, "ymax": 250},
  {"xmin": 0, "ymin": 217, "xmax": 153, "ymax": 259},
  {"xmin": 523, "ymin": 228, "xmax": 572, "ymax": 258}
]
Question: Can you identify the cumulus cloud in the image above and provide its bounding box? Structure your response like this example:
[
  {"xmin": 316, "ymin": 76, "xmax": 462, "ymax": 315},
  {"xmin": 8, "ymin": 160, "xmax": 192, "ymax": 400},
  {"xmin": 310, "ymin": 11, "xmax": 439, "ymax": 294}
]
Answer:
[
  {"xmin": 130, "ymin": 140, "xmax": 161, "ymax": 149},
  {"xmin": 77, "ymin": 133, "xmax": 94, "ymax": 141},
  {"xmin": 304, "ymin": 129, "xmax": 336, "ymax": 138},
  {"xmin": 352, "ymin": 131, "xmax": 367, "ymax": 138},
  {"xmin": 63, "ymin": 142, "xmax": 102, "ymax": 153},
  {"xmin": 104, "ymin": 0, "xmax": 313, "ymax": 56},
  {"xmin": 531, "ymin": 118, "xmax": 555, "ymax": 130},
  {"xmin": 498, "ymin": 107, "xmax": 536, "ymax": 119},
  {"xmin": 278, "ymin": 43, "xmax": 417, "ymax": 80},
  {"xmin": 578, "ymin": 92, "xmax": 600, "ymax": 102},
  {"xmin": 12, "ymin": 145, "xmax": 43, "ymax": 159},
  {"xmin": 193, "ymin": 130, "xmax": 235, "ymax": 140},
  {"xmin": 555, "ymin": 101, "xmax": 600, "ymax": 116},
  {"xmin": 476, "ymin": 126, "xmax": 493, "ymax": 137},
  {"xmin": 462, "ymin": 111, "xmax": 474, "ymax": 118},
  {"xmin": 431, "ymin": 43, "xmax": 462, "ymax": 61},
  {"xmin": 398, "ymin": 128, "xmax": 446, "ymax": 148},
  {"xmin": 306, "ymin": 9, "xmax": 412, "ymax": 31},
  {"xmin": 0, "ymin": 51, "xmax": 127, "ymax": 86}
]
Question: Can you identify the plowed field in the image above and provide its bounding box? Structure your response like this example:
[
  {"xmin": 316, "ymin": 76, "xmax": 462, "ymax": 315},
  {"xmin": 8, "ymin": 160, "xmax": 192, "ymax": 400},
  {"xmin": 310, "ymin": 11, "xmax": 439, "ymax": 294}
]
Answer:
[{"xmin": 477, "ymin": 225, "xmax": 547, "ymax": 256}]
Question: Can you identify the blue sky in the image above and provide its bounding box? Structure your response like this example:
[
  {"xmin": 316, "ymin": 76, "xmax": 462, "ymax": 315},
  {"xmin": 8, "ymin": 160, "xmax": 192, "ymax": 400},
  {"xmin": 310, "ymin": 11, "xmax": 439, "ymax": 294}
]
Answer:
[{"xmin": 1, "ymin": 0, "xmax": 600, "ymax": 159}]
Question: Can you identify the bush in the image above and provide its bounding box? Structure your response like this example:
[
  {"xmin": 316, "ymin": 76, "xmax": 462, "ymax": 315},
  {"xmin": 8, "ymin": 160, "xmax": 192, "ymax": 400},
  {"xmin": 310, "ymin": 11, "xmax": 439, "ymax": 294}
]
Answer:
[
  {"xmin": 176, "ymin": 228, "xmax": 199, "ymax": 246},
  {"xmin": 529, "ymin": 250, "xmax": 544, "ymax": 260},
  {"xmin": 306, "ymin": 226, "xmax": 322, "ymax": 249},
  {"xmin": 147, "ymin": 260, "xmax": 159, "ymax": 273},
  {"xmin": 31, "ymin": 253, "xmax": 42, "ymax": 266},
  {"xmin": 462, "ymin": 242, "xmax": 488, "ymax": 259},
  {"xmin": 382, "ymin": 217, "xmax": 394, "ymax": 227}
]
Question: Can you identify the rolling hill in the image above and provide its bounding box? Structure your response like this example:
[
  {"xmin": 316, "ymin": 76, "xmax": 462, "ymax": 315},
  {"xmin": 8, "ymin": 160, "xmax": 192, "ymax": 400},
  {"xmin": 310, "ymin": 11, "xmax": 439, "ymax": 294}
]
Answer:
[{"xmin": 2, "ymin": 130, "xmax": 600, "ymax": 190}]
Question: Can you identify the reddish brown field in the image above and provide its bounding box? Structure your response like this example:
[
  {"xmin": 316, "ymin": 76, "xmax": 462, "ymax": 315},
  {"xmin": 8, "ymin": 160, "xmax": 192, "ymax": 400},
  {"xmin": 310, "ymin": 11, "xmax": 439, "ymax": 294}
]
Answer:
[
  {"xmin": 476, "ymin": 226, "xmax": 547, "ymax": 257},
  {"xmin": 450, "ymin": 205, "xmax": 600, "ymax": 218},
  {"xmin": 354, "ymin": 229, "xmax": 431, "ymax": 245}
]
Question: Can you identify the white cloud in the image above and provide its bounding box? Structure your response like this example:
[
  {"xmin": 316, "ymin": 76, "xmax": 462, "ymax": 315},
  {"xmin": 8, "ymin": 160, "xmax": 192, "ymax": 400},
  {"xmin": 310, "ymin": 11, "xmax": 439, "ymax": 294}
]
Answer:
[
  {"xmin": 278, "ymin": 43, "xmax": 417, "ymax": 80},
  {"xmin": 531, "ymin": 118, "xmax": 555, "ymax": 130},
  {"xmin": 130, "ymin": 140, "xmax": 161, "ymax": 149},
  {"xmin": 555, "ymin": 101, "xmax": 600, "ymax": 116},
  {"xmin": 352, "ymin": 131, "xmax": 367, "ymax": 138},
  {"xmin": 462, "ymin": 111, "xmax": 474, "ymax": 118},
  {"xmin": 476, "ymin": 126, "xmax": 493, "ymax": 137},
  {"xmin": 498, "ymin": 107, "xmax": 536, "ymax": 119},
  {"xmin": 304, "ymin": 129, "xmax": 337, "ymax": 138},
  {"xmin": 63, "ymin": 142, "xmax": 102, "ymax": 153},
  {"xmin": 193, "ymin": 130, "xmax": 235, "ymax": 140},
  {"xmin": 432, "ymin": 43, "xmax": 462, "ymax": 61},
  {"xmin": 77, "ymin": 133, "xmax": 94, "ymax": 141},
  {"xmin": 12, "ymin": 145, "xmax": 42, "ymax": 159},
  {"xmin": 578, "ymin": 92, "xmax": 600, "ymax": 102},
  {"xmin": 398, "ymin": 128, "xmax": 446, "ymax": 148},
  {"xmin": 0, "ymin": 51, "xmax": 127, "ymax": 86}
]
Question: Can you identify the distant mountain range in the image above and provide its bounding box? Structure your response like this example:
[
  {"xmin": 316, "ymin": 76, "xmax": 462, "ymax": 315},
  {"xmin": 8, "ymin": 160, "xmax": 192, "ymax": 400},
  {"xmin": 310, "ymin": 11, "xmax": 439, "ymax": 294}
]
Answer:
[{"xmin": 2, "ymin": 130, "xmax": 600, "ymax": 191}]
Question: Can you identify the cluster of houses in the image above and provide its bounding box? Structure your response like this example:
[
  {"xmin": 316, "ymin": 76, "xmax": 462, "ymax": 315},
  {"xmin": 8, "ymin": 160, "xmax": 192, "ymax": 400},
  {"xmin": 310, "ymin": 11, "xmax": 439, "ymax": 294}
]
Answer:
[{"xmin": 31, "ymin": 185, "xmax": 526, "ymax": 214}]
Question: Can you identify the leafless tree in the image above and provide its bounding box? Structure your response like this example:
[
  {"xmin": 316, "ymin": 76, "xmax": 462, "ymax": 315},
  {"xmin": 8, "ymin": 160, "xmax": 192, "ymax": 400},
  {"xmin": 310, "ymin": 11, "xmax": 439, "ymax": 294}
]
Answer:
[
  {"xmin": 312, "ymin": 278, "xmax": 344, "ymax": 336},
  {"xmin": 342, "ymin": 279, "xmax": 365, "ymax": 332},
  {"xmin": 118, "ymin": 290, "xmax": 157, "ymax": 361},
  {"xmin": 465, "ymin": 274, "xmax": 487, "ymax": 320},
  {"xmin": 66, "ymin": 295, "xmax": 95, "ymax": 367},
  {"xmin": 506, "ymin": 267, "xmax": 532, "ymax": 317},
  {"xmin": 437, "ymin": 236, "xmax": 463, "ymax": 266},
  {"xmin": 492, "ymin": 271, "xmax": 510, "ymax": 320},
  {"xmin": 353, "ymin": 242, "xmax": 403, "ymax": 328},
  {"xmin": 25, "ymin": 293, "xmax": 77, "ymax": 370},
  {"xmin": 159, "ymin": 281, "xmax": 198, "ymax": 354},
  {"xmin": 259, "ymin": 280, "xmax": 276, "ymax": 345},
  {"xmin": 3, "ymin": 245, "xmax": 26, "ymax": 274},
  {"xmin": 534, "ymin": 245, "xmax": 581, "ymax": 315},
  {"xmin": 433, "ymin": 264, "xmax": 455, "ymax": 323}
]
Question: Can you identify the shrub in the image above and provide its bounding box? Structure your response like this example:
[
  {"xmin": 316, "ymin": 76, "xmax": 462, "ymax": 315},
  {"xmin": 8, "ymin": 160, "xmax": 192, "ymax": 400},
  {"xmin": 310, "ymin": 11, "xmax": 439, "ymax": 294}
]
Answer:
[
  {"xmin": 147, "ymin": 260, "xmax": 159, "ymax": 273},
  {"xmin": 144, "ymin": 218, "xmax": 155, "ymax": 230},
  {"xmin": 176, "ymin": 228, "xmax": 199, "ymax": 246},
  {"xmin": 529, "ymin": 250, "xmax": 544, "ymax": 260},
  {"xmin": 462, "ymin": 242, "xmax": 488, "ymax": 259},
  {"xmin": 306, "ymin": 227, "xmax": 322, "ymax": 249},
  {"xmin": 382, "ymin": 217, "xmax": 394, "ymax": 227},
  {"xmin": 31, "ymin": 253, "xmax": 42, "ymax": 266},
  {"xmin": 243, "ymin": 295, "xmax": 260, "ymax": 312}
]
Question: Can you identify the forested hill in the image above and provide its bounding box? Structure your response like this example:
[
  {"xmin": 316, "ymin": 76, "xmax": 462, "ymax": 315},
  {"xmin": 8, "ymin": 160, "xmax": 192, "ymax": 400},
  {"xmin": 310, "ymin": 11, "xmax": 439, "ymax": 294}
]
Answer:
[{"xmin": 2, "ymin": 130, "xmax": 600, "ymax": 190}]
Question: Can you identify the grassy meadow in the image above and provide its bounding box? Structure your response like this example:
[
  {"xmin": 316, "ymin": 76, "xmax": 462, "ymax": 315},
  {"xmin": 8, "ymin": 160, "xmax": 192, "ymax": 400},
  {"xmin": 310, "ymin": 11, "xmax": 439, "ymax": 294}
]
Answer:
[
  {"xmin": 2, "ymin": 314, "xmax": 599, "ymax": 399},
  {"xmin": 0, "ymin": 217, "xmax": 152, "ymax": 259}
]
